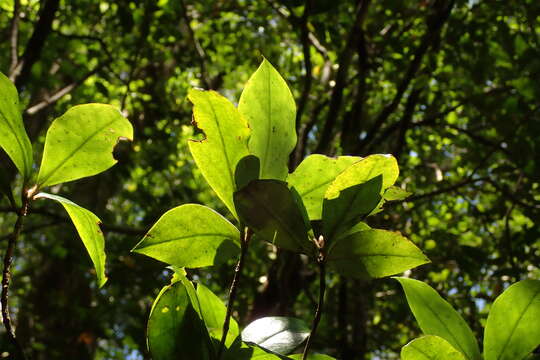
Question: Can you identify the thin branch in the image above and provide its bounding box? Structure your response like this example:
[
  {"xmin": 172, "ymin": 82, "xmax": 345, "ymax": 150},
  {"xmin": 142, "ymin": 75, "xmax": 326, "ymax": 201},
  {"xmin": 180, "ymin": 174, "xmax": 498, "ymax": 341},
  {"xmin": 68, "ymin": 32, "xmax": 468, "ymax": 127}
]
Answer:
[
  {"xmin": 217, "ymin": 227, "xmax": 253, "ymax": 359},
  {"xmin": 302, "ymin": 258, "xmax": 326, "ymax": 359},
  {"xmin": 405, "ymin": 177, "xmax": 489, "ymax": 202},
  {"xmin": 9, "ymin": 0, "xmax": 21, "ymax": 74},
  {"xmin": 1, "ymin": 194, "xmax": 30, "ymax": 359},
  {"xmin": 25, "ymin": 62, "xmax": 108, "ymax": 115}
]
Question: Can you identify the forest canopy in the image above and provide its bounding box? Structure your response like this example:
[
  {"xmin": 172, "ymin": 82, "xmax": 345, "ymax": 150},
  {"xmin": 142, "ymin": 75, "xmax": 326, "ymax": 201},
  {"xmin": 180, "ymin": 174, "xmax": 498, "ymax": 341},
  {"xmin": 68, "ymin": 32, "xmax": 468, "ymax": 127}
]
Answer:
[{"xmin": 0, "ymin": 0, "xmax": 539, "ymax": 359}]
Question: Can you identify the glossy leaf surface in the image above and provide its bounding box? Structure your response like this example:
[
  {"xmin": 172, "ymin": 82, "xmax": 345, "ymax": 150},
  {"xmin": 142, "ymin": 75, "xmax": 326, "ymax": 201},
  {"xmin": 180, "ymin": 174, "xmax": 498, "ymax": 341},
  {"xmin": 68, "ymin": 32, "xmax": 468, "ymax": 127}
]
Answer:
[
  {"xmin": 396, "ymin": 278, "xmax": 481, "ymax": 360},
  {"xmin": 36, "ymin": 104, "xmax": 133, "ymax": 187},
  {"xmin": 238, "ymin": 59, "xmax": 296, "ymax": 181},
  {"xmin": 288, "ymin": 354, "xmax": 336, "ymax": 359},
  {"xmin": 287, "ymin": 155, "xmax": 361, "ymax": 220},
  {"xmin": 188, "ymin": 89, "xmax": 250, "ymax": 217},
  {"xmin": 484, "ymin": 279, "xmax": 540, "ymax": 360},
  {"xmin": 35, "ymin": 192, "xmax": 107, "ymax": 287},
  {"xmin": 132, "ymin": 204, "xmax": 239, "ymax": 268},
  {"xmin": 147, "ymin": 280, "xmax": 213, "ymax": 360},
  {"xmin": 241, "ymin": 316, "xmax": 310, "ymax": 355},
  {"xmin": 327, "ymin": 230, "xmax": 429, "ymax": 279},
  {"xmin": 401, "ymin": 335, "xmax": 467, "ymax": 360},
  {"xmin": 0, "ymin": 72, "xmax": 33, "ymax": 178},
  {"xmin": 234, "ymin": 180, "xmax": 312, "ymax": 254}
]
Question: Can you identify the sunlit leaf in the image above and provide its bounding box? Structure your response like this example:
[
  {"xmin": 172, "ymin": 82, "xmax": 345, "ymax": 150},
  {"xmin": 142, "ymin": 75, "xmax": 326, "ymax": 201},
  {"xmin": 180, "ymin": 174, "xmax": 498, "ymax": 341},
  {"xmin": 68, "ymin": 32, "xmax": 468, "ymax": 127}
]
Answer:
[
  {"xmin": 484, "ymin": 279, "xmax": 540, "ymax": 360},
  {"xmin": 383, "ymin": 186, "xmax": 412, "ymax": 201},
  {"xmin": 0, "ymin": 72, "xmax": 33, "ymax": 179},
  {"xmin": 132, "ymin": 204, "xmax": 240, "ymax": 268},
  {"xmin": 238, "ymin": 58, "xmax": 296, "ymax": 181},
  {"xmin": 241, "ymin": 316, "xmax": 310, "ymax": 355},
  {"xmin": 36, "ymin": 104, "xmax": 133, "ymax": 187},
  {"xmin": 147, "ymin": 280, "xmax": 213, "ymax": 360},
  {"xmin": 288, "ymin": 354, "xmax": 336, "ymax": 359},
  {"xmin": 235, "ymin": 155, "xmax": 260, "ymax": 190},
  {"xmin": 327, "ymin": 229, "xmax": 429, "ymax": 279},
  {"xmin": 401, "ymin": 335, "xmax": 467, "ymax": 360},
  {"xmin": 35, "ymin": 192, "xmax": 107, "ymax": 287},
  {"xmin": 395, "ymin": 277, "xmax": 481, "ymax": 360},
  {"xmin": 188, "ymin": 89, "xmax": 250, "ymax": 218},
  {"xmin": 287, "ymin": 154, "xmax": 361, "ymax": 220}
]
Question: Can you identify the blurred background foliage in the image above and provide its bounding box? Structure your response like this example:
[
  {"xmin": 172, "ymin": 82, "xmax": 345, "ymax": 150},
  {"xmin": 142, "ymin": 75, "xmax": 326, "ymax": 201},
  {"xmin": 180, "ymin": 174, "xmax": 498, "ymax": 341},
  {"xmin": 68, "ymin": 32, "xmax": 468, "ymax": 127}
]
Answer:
[{"xmin": 0, "ymin": 0, "xmax": 539, "ymax": 358}]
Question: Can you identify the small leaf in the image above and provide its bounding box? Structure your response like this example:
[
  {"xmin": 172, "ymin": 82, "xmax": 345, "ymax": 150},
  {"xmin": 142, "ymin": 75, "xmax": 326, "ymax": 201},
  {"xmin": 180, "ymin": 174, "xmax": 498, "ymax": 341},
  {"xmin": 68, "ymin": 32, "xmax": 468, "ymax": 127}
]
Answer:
[
  {"xmin": 288, "ymin": 354, "xmax": 336, "ymax": 359},
  {"xmin": 35, "ymin": 192, "xmax": 107, "ymax": 287},
  {"xmin": 238, "ymin": 58, "xmax": 296, "ymax": 181},
  {"xmin": 0, "ymin": 72, "xmax": 33, "ymax": 179},
  {"xmin": 395, "ymin": 278, "xmax": 481, "ymax": 360},
  {"xmin": 36, "ymin": 104, "xmax": 133, "ymax": 187},
  {"xmin": 401, "ymin": 335, "xmax": 467, "ymax": 360},
  {"xmin": 132, "ymin": 204, "xmax": 240, "ymax": 268},
  {"xmin": 147, "ymin": 281, "xmax": 213, "ymax": 360},
  {"xmin": 383, "ymin": 186, "xmax": 412, "ymax": 201},
  {"xmin": 233, "ymin": 180, "xmax": 312, "ymax": 254},
  {"xmin": 188, "ymin": 89, "xmax": 251, "ymax": 218},
  {"xmin": 322, "ymin": 175, "xmax": 382, "ymax": 242},
  {"xmin": 241, "ymin": 316, "xmax": 310, "ymax": 355},
  {"xmin": 327, "ymin": 229, "xmax": 429, "ymax": 279},
  {"xmin": 287, "ymin": 154, "xmax": 361, "ymax": 220},
  {"xmin": 484, "ymin": 279, "xmax": 540, "ymax": 360},
  {"xmin": 196, "ymin": 282, "xmax": 240, "ymax": 348},
  {"xmin": 325, "ymin": 154, "xmax": 399, "ymax": 199}
]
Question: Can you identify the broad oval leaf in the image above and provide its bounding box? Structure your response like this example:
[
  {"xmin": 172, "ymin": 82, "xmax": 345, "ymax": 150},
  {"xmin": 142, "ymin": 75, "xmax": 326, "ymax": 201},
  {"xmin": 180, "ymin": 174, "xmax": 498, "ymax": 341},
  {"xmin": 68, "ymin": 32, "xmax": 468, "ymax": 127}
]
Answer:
[
  {"xmin": 395, "ymin": 277, "xmax": 481, "ymax": 360},
  {"xmin": 196, "ymin": 282, "xmax": 240, "ymax": 348},
  {"xmin": 287, "ymin": 154, "xmax": 361, "ymax": 220},
  {"xmin": 36, "ymin": 104, "xmax": 133, "ymax": 187},
  {"xmin": 401, "ymin": 335, "xmax": 467, "ymax": 360},
  {"xmin": 241, "ymin": 316, "xmax": 310, "ymax": 355},
  {"xmin": 484, "ymin": 279, "xmax": 540, "ymax": 360},
  {"xmin": 148, "ymin": 280, "xmax": 213, "ymax": 360},
  {"xmin": 132, "ymin": 204, "xmax": 240, "ymax": 268},
  {"xmin": 223, "ymin": 340, "xmax": 288, "ymax": 360},
  {"xmin": 325, "ymin": 154, "xmax": 399, "ymax": 199},
  {"xmin": 327, "ymin": 229, "xmax": 429, "ymax": 279},
  {"xmin": 322, "ymin": 175, "xmax": 382, "ymax": 242},
  {"xmin": 0, "ymin": 72, "xmax": 33, "ymax": 179},
  {"xmin": 233, "ymin": 179, "xmax": 312, "ymax": 255},
  {"xmin": 188, "ymin": 89, "xmax": 251, "ymax": 218},
  {"xmin": 238, "ymin": 58, "xmax": 296, "ymax": 181},
  {"xmin": 35, "ymin": 192, "xmax": 107, "ymax": 287}
]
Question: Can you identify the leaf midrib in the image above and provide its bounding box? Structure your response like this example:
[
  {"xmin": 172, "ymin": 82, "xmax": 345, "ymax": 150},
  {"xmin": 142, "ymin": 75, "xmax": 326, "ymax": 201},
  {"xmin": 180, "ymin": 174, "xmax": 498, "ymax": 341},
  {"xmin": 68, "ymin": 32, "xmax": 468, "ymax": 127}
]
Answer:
[{"xmin": 137, "ymin": 232, "xmax": 238, "ymax": 248}]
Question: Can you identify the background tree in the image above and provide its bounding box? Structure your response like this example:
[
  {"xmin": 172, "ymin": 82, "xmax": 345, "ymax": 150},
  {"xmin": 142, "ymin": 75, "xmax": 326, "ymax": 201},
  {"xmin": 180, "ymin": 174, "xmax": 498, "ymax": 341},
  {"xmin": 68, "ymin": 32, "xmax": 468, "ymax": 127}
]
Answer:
[{"xmin": 0, "ymin": 0, "xmax": 539, "ymax": 358}]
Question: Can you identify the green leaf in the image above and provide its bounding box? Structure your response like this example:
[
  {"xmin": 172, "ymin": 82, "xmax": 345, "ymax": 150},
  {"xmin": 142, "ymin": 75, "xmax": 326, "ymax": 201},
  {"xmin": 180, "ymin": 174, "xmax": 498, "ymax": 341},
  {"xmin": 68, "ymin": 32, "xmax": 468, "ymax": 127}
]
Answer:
[
  {"xmin": 238, "ymin": 58, "xmax": 296, "ymax": 181},
  {"xmin": 147, "ymin": 280, "xmax": 213, "ymax": 360},
  {"xmin": 233, "ymin": 179, "xmax": 312, "ymax": 254},
  {"xmin": 36, "ymin": 104, "xmax": 133, "ymax": 187},
  {"xmin": 132, "ymin": 204, "xmax": 240, "ymax": 268},
  {"xmin": 35, "ymin": 192, "xmax": 107, "ymax": 287},
  {"xmin": 383, "ymin": 186, "xmax": 412, "ymax": 201},
  {"xmin": 484, "ymin": 279, "xmax": 540, "ymax": 360},
  {"xmin": 322, "ymin": 175, "xmax": 382, "ymax": 242},
  {"xmin": 287, "ymin": 155, "xmax": 361, "ymax": 220},
  {"xmin": 327, "ymin": 229, "xmax": 429, "ymax": 279},
  {"xmin": 401, "ymin": 335, "xmax": 467, "ymax": 360},
  {"xmin": 235, "ymin": 155, "xmax": 260, "ymax": 190},
  {"xmin": 395, "ymin": 278, "xmax": 481, "ymax": 360},
  {"xmin": 325, "ymin": 154, "xmax": 399, "ymax": 199},
  {"xmin": 223, "ymin": 340, "xmax": 288, "ymax": 360},
  {"xmin": 196, "ymin": 282, "xmax": 239, "ymax": 348},
  {"xmin": 0, "ymin": 72, "xmax": 33, "ymax": 179},
  {"xmin": 241, "ymin": 316, "xmax": 310, "ymax": 355},
  {"xmin": 188, "ymin": 89, "xmax": 251, "ymax": 218}
]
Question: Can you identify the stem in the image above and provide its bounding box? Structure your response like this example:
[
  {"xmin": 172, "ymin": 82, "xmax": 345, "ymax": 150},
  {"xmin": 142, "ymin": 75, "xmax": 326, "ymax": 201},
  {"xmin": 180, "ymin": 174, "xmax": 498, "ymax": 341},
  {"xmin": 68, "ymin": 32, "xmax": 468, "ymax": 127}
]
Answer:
[
  {"xmin": 302, "ymin": 259, "xmax": 326, "ymax": 360},
  {"xmin": 217, "ymin": 227, "xmax": 252, "ymax": 359},
  {"xmin": 2, "ymin": 193, "xmax": 30, "ymax": 359}
]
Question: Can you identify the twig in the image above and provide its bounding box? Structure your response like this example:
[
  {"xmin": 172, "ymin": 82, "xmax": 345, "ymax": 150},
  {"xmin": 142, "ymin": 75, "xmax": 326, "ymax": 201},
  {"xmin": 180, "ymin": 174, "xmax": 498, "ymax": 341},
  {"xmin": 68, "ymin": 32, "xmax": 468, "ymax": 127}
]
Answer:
[
  {"xmin": 302, "ymin": 253, "xmax": 326, "ymax": 360},
  {"xmin": 295, "ymin": 0, "xmax": 313, "ymax": 136},
  {"xmin": 9, "ymin": 0, "xmax": 21, "ymax": 74},
  {"xmin": 217, "ymin": 227, "xmax": 253, "ymax": 359},
  {"xmin": 1, "ymin": 193, "xmax": 30, "ymax": 359}
]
